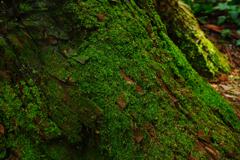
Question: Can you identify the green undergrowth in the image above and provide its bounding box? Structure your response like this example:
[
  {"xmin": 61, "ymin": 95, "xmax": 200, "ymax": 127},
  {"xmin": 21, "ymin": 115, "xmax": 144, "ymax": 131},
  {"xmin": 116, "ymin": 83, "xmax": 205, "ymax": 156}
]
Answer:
[{"xmin": 0, "ymin": 0, "xmax": 240, "ymax": 159}]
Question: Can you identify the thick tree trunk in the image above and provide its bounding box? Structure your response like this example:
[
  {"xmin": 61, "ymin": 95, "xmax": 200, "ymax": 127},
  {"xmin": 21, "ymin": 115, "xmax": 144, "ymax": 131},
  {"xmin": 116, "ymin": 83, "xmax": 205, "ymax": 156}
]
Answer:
[{"xmin": 0, "ymin": 0, "xmax": 240, "ymax": 159}]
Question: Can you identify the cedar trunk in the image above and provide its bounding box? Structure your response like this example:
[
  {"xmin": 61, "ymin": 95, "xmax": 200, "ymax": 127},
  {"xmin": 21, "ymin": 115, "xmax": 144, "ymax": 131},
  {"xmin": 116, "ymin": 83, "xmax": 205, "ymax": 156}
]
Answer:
[{"xmin": 0, "ymin": 0, "xmax": 239, "ymax": 159}]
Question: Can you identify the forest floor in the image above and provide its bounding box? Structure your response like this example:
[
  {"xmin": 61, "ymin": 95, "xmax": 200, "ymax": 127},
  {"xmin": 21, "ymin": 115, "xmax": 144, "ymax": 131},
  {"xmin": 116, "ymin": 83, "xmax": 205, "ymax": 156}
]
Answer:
[{"xmin": 198, "ymin": 15, "xmax": 240, "ymax": 118}]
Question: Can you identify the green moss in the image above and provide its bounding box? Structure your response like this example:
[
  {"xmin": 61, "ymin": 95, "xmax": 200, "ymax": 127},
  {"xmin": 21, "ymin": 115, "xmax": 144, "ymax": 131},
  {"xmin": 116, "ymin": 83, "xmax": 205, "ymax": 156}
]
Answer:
[
  {"xmin": 0, "ymin": 0, "xmax": 239, "ymax": 159},
  {"xmin": 159, "ymin": 1, "xmax": 230, "ymax": 78}
]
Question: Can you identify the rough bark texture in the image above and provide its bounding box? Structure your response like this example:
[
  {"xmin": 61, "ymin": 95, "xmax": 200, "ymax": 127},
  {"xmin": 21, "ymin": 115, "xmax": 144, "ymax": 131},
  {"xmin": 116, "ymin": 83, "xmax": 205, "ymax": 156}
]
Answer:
[
  {"xmin": 0, "ymin": 0, "xmax": 240, "ymax": 159},
  {"xmin": 156, "ymin": 0, "xmax": 230, "ymax": 78}
]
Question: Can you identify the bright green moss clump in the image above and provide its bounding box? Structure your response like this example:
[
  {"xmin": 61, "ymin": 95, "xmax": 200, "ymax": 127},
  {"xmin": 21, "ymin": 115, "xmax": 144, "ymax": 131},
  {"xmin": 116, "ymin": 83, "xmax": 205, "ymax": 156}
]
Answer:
[
  {"xmin": 158, "ymin": 0, "xmax": 230, "ymax": 78},
  {"xmin": 0, "ymin": 0, "xmax": 239, "ymax": 159}
]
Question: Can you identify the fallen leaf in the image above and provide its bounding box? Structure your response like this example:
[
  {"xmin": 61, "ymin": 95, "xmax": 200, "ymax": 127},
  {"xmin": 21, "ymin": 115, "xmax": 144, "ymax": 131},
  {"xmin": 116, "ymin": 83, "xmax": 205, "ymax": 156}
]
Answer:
[
  {"xmin": 219, "ymin": 74, "xmax": 228, "ymax": 82},
  {"xmin": 210, "ymin": 84, "xmax": 218, "ymax": 89},
  {"xmin": 219, "ymin": 84, "xmax": 231, "ymax": 91},
  {"xmin": 204, "ymin": 24, "xmax": 222, "ymax": 33},
  {"xmin": 204, "ymin": 25, "xmax": 240, "ymax": 39},
  {"xmin": 230, "ymin": 30, "xmax": 240, "ymax": 39},
  {"xmin": 224, "ymin": 94, "xmax": 238, "ymax": 101}
]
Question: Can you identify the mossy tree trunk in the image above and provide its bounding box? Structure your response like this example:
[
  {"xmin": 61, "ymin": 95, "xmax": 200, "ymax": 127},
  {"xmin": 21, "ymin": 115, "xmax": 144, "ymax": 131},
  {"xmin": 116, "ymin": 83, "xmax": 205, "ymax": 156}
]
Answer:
[
  {"xmin": 155, "ymin": 0, "xmax": 230, "ymax": 78},
  {"xmin": 0, "ymin": 0, "xmax": 239, "ymax": 159}
]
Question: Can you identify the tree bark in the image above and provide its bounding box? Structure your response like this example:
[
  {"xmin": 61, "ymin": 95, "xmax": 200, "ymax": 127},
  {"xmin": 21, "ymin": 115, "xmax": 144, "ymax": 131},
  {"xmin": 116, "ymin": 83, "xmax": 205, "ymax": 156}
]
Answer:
[
  {"xmin": 0, "ymin": 0, "xmax": 239, "ymax": 159},
  {"xmin": 156, "ymin": 0, "xmax": 230, "ymax": 78}
]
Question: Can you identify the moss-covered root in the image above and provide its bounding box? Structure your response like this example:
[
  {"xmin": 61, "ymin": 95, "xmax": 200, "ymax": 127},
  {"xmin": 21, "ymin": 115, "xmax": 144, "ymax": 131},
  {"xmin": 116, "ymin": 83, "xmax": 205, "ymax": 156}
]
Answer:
[{"xmin": 156, "ymin": 0, "xmax": 230, "ymax": 78}]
